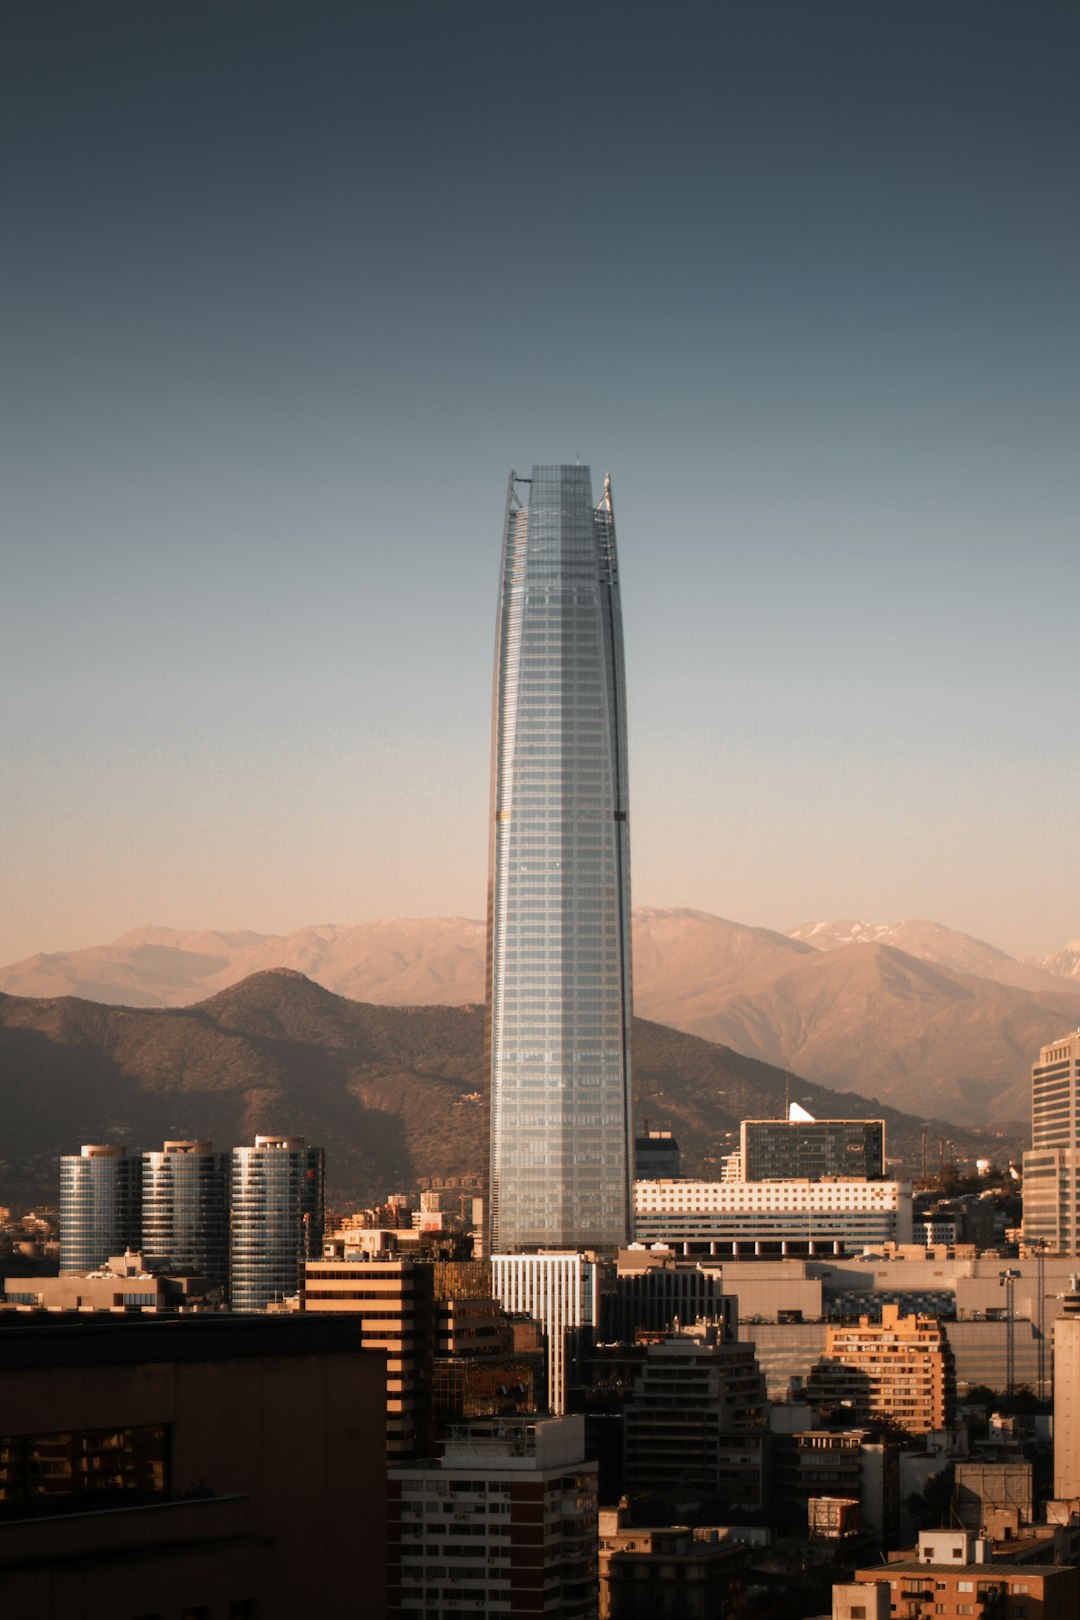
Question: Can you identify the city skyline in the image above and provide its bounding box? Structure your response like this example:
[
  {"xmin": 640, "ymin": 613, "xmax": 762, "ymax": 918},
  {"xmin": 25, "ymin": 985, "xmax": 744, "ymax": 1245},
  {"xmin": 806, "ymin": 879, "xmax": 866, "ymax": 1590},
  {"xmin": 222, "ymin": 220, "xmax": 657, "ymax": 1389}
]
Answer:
[
  {"xmin": 4, "ymin": 2, "xmax": 1079, "ymax": 967},
  {"xmin": 488, "ymin": 466, "xmax": 633, "ymax": 1252}
]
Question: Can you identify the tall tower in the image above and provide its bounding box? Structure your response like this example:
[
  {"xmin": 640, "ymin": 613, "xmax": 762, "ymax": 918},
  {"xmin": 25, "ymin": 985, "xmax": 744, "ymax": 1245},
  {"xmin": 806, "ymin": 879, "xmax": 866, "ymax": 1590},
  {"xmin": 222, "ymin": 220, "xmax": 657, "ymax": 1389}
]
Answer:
[
  {"xmin": 59, "ymin": 1144, "xmax": 141, "ymax": 1273},
  {"xmin": 1023, "ymin": 1030, "xmax": 1080, "ymax": 1255},
  {"xmin": 229, "ymin": 1134, "xmax": 325, "ymax": 1312},
  {"xmin": 487, "ymin": 464, "xmax": 633, "ymax": 1254},
  {"xmin": 141, "ymin": 1139, "xmax": 230, "ymax": 1291}
]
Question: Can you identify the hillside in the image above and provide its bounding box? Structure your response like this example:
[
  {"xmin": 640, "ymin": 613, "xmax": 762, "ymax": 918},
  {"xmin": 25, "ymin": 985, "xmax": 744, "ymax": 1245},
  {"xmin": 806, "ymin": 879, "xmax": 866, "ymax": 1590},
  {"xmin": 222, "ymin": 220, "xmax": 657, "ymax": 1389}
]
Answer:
[
  {"xmin": 0, "ymin": 971, "xmax": 1013, "ymax": 1212},
  {"xmin": 4, "ymin": 911, "xmax": 1077, "ymax": 1123}
]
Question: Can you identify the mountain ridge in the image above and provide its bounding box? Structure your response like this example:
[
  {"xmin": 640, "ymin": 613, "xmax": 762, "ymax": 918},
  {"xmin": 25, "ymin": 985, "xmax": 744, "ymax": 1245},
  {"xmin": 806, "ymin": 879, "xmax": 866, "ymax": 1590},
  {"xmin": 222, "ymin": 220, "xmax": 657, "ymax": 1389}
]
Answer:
[
  {"xmin": 3, "ymin": 911, "xmax": 1078, "ymax": 1125},
  {"xmin": 0, "ymin": 969, "xmax": 1016, "ymax": 1213}
]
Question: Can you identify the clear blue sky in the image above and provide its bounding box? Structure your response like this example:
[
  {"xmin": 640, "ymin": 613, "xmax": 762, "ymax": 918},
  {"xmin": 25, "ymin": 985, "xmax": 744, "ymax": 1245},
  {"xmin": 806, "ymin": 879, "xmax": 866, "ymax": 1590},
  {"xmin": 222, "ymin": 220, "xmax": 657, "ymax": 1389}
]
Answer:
[{"xmin": 3, "ymin": 0, "xmax": 1078, "ymax": 963}]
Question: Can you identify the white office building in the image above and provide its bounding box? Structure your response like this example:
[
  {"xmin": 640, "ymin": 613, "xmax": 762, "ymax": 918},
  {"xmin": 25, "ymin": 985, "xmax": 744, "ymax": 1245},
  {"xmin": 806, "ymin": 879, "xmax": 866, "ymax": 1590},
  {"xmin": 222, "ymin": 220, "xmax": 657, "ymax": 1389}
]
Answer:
[{"xmin": 633, "ymin": 1178, "xmax": 912, "ymax": 1256}]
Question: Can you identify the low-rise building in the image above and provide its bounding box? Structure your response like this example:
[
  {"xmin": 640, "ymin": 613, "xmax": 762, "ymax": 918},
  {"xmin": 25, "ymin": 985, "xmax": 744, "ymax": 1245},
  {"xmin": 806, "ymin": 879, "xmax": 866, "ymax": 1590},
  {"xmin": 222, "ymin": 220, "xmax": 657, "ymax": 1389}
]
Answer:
[
  {"xmin": 633, "ymin": 1179, "xmax": 912, "ymax": 1257},
  {"xmin": 599, "ymin": 1505, "xmax": 747, "ymax": 1619}
]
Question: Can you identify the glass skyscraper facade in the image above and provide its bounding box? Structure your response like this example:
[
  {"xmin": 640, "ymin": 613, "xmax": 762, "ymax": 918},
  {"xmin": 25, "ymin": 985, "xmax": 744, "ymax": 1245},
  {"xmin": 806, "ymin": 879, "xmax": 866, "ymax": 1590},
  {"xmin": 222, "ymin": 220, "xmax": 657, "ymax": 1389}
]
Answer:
[
  {"xmin": 487, "ymin": 464, "xmax": 633, "ymax": 1253},
  {"xmin": 229, "ymin": 1135, "xmax": 325, "ymax": 1312},
  {"xmin": 142, "ymin": 1139, "xmax": 230, "ymax": 1290},
  {"xmin": 59, "ymin": 1144, "xmax": 142, "ymax": 1273}
]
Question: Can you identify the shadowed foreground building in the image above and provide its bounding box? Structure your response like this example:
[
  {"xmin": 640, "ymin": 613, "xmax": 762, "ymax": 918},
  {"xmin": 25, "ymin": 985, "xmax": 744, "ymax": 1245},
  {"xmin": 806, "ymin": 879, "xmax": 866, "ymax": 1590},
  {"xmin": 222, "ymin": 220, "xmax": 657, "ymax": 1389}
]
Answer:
[
  {"xmin": 0, "ymin": 1315, "xmax": 386, "ymax": 1619},
  {"xmin": 487, "ymin": 464, "xmax": 634, "ymax": 1255}
]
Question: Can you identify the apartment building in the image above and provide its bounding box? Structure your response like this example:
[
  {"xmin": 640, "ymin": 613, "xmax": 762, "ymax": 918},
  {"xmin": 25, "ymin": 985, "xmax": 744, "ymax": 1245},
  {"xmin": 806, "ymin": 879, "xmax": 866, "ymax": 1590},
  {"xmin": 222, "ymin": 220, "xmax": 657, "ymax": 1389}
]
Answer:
[
  {"xmin": 807, "ymin": 1304, "xmax": 954, "ymax": 1434},
  {"xmin": 388, "ymin": 1415, "xmax": 597, "ymax": 1620}
]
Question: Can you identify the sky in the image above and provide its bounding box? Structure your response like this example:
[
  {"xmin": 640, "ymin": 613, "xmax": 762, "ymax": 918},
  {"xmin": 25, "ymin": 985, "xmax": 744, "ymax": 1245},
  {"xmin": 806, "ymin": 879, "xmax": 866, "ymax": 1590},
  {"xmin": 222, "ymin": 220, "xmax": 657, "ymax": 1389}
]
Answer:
[{"xmin": 3, "ymin": 1, "xmax": 1079, "ymax": 965}]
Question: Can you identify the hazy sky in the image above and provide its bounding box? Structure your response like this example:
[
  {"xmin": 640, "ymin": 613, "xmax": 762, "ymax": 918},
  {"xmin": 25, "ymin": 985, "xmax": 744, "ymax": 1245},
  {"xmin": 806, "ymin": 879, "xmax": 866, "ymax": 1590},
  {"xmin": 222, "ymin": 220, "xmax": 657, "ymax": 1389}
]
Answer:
[{"xmin": 3, "ymin": 1, "xmax": 1078, "ymax": 965}]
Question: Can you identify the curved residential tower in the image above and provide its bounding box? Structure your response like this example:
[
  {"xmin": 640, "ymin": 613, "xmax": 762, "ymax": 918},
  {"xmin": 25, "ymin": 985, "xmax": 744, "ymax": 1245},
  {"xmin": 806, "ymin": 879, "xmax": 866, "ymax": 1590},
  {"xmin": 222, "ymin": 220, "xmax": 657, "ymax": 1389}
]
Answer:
[{"xmin": 487, "ymin": 464, "xmax": 633, "ymax": 1253}]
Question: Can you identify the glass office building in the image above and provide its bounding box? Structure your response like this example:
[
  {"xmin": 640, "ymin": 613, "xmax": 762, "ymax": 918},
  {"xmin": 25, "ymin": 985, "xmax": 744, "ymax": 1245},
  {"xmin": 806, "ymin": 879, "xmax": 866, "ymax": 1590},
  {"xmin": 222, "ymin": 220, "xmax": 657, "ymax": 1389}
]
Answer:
[
  {"xmin": 59, "ymin": 1144, "xmax": 142, "ymax": 1273},
  {"xmin": 741, "ymin": 1118, "xmax": 885, "ymax": 1182},
  {"xmin": 230, "ymin": 1135, "xmax": 324, "ymax": 1312},
  {"xmin": 487, "ymin": 465, "xmax": 633, "ymax": 1253},
  {"xmin": 142, "ymin": 1140, "xmax": 230, "ymax": 1290}
]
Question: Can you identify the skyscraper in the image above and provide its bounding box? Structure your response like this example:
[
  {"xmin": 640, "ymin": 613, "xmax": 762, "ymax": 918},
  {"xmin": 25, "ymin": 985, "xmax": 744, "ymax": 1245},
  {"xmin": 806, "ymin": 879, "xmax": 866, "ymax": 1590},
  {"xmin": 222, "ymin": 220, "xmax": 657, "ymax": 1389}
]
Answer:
[
  {"xmin": 1023, "ymin": 1029, "xmax": 1080, "ymax": 1255},
  {"xmin": 59, "ymin": 1144, "xmax": 141, "ymax": 1273},
  {"xmin": 141, "ymin": 1139, "xmax": 230, "ymax": 1290},
  {"xmin": 487, "ymin": 464, "xmax": 633, "ymax": 1254},
  {"xmin": 230, "ymin": 1134, "xmax": 324, "ymax": 1312}
]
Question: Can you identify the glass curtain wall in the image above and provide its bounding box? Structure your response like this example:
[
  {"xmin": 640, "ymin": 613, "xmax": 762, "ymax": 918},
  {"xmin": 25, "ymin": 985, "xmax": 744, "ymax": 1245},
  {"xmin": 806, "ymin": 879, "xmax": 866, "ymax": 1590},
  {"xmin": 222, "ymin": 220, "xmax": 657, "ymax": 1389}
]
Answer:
[{"xmin": 487, "ymin": 464, "xmax": 633, "ymax": 1253}]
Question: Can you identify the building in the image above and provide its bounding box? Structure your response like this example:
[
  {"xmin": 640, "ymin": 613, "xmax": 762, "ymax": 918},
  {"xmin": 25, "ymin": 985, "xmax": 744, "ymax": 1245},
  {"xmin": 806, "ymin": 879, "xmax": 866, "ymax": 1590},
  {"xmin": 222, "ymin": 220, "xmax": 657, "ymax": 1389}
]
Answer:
[
  {"xmin": 633, "ymin": 1178, "xmax": 913, "ymax": 1255},
  {"xmin": 623, "ymin": 1324, "xmax": 767, "ymax": 1508},
  {"xmin": 59, "ymin": 1144, "xmax": 141, "ymax": 1273},
  {"xmin": 635, "ymin": 1129, "xmax": 681, "ymax": 1180},
  {"xmin": 1053, "ymin": 1291, "xmax": 1080, "ymax": 1500},
  {"xmin": 832, "ymin": 1586, "xmax": 889, "ymax": 1620},
  {"xmin": 3, "ymin": 1250, "xmax": 218, "ymax": 1312},
  {"xmin": 229, "ymin": 1135, "xmax": 324, "ymax": 1312},
  {"xmin": 601, "ymin": 1250, "xmax": 734, "ymax": 1344},
  {"xmin": 598, "ymin": 1506, "xmax": 748, "ymax": 1620},
  {"xmin": 740, "ymin": 1114, "xmax": 885, "ymax": 1183},
  {"xmin": 0, "ymin": 1314, "xmax": 387, "ymax": 1619},
  {"xmin": 770, "ymin": 1428, "xmax": 898, "ymax": 1544},
  {"xmin": 854, "ymin": 1531, "xmax": 1079, "ymax": 1619},
  {"xmin": 1023, "ymin": 1030, "xmax": 1080, "ymax": 1255},
  {"xmin": 141, "ymin": 1138, "xmax": 230, "ymax": 1291},
  {"xmin": 487, "ymin": 464, "xmax": 634, "ymax": 1255},
  {"xmin": 388, "ymin": 1415, "xmax": 597, "ymax": 1620},
  {"xmin": 807, "ymin": 1304, "xmax": 954, "ymax": 1435},
  {"xmin": 490, "ymin": 1250, "xmax": 597, "ymax": 1414},
  {"xmin": 301, "ymin": 1251, "xmax": 435, "ymax": 1458}
]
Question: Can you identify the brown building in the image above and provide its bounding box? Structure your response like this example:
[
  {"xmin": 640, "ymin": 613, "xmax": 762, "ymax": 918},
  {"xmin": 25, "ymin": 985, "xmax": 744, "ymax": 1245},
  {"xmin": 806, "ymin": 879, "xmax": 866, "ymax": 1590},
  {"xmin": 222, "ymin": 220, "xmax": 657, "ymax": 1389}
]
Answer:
[
  {"xmin": 0, "ymin": 1314, "xmax": 387, "ymax": 1620},
  {"xmin": 853, "ymin": 1559, "xmax": 1078, "ymax": 1619},
  {"xmin": 623, "ymin": 1325, "xmax": 767, "ymax": 1508},
  {"xmin": 301, "ymin": 1252, "xmax": 435, "ymax": 1458},
  {"xmin": 598, "ymin": 1506, "xmax": 747, "ymax": 1619},
  {"xmin": 807, "ymin": 1304, "xmax": 954, "ymax": 1435},
  {"xmin": 3, "ymin": 1251, "xmax": 219, "ymax": 1312}
]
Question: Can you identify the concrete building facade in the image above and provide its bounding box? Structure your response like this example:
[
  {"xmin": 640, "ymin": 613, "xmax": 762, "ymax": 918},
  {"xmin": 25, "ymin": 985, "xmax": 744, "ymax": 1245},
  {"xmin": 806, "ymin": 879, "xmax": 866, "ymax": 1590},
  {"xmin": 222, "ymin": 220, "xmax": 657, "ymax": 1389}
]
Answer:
[
  {"xmin": 1023, "ymin": 1031, "xmax": 1080, "ymax": 1256},
  {"xmin": 388, "ymin": 1415, "xmax": 597, "ymax": 1620},
  {"xmin": 633, "ymin": 1178, "xmax": 912, "ymax": 1255},
  {"xmin": 807, "ymin": 1305, "xmax": 954, "ymax": 1434}
]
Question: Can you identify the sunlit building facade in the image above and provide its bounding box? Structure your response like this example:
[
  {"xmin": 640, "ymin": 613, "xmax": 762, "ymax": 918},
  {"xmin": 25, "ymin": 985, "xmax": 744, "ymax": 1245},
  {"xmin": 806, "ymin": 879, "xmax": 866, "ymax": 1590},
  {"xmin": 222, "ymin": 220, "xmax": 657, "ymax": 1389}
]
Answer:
[
  {"xmin": 229, "ymin": 1135, "xmax": 324, "ymax": 1312},
  {"xmin": 59, "ymin": 1144, "xmax": 141, "ymax": 1274},
  {"xmin": 142, "ymin": 1139, "xmax": 230, "ymax": 1291},
  {"xmin": 1023, "ymin": 1031, "xmax": 1080, "ymax": 1255},
  {"xmin": 487, "ymin": 464, "xmax": 633, "ymax": 1254}
]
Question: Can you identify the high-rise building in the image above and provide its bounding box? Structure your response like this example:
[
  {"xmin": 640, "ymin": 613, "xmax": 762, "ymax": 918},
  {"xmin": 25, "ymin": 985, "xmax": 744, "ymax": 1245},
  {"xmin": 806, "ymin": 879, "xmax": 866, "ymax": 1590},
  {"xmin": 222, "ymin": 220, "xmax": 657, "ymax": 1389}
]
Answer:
[
  {"xmin": 388, "ymin": 1416, "xmax": 597, "ymax": 1620},
  {"xmin": 622, "ymin": 1324, "xmax": 767, "ymax": 1506},
  {"xmin": 487, "ymin": 464, "xmax": 633, "ymax": 1255},
  {"xmin": 1053, "ymin": 1288, "xmax": 1080, "ymax": 1500},
  {"xmin": 1023, "ymin": 1030, "xmax": 1080, "ymax": 1255},
  {"xmin": 229, "ymin": 1135, "xmax": 324, "ymax": 1312},
  {"xmin": 490, "ymin": 1250, "xmax": 597, "ymax": 1415},
  {"xmin": 301, "ymin": 1252, "xmax": 435, "ymax": 1458},
  {"xmin": 141, "ymin": 1139, "xmax": 230, "ymax": 1290},
  {"xmin": 740, "ymin": 1114, "xmax": 885, "ymax": 1182},
  {"xmin": 59, "ymin": 1144, "xmax": 141, "ymax": 1273},
  {"xmin": 807, "ymin": 1304, "xmax": 955, "ymax": 1435}
]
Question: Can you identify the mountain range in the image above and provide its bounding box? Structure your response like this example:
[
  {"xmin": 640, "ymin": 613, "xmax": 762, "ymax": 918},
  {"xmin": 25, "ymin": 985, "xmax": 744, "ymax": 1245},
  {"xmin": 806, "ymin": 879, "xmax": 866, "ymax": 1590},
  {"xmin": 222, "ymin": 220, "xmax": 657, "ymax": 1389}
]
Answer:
[
  {"xmin": 3, "ymin": 910, "xmax": 1077, "ymax": 1125},
  {"xmin": 0, "ymin": 970, "xmax": 1013, "ymax": 1213}
]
